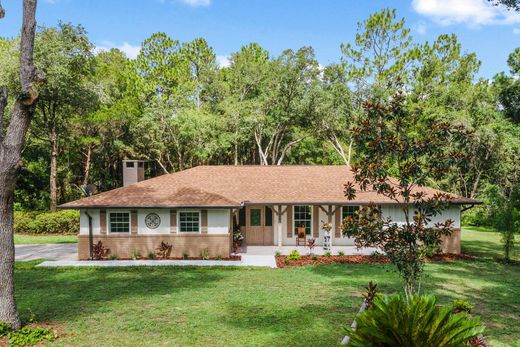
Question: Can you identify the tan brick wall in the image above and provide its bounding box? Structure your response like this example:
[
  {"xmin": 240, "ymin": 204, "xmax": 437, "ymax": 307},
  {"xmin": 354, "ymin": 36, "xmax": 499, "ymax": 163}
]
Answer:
[
  {"xmin": 78, "ymin": 234, "xmax": 231, "ymax": 260},
  {"xmin": 441, "ymin": 228, "xmax": 461, "ymax": 254}
]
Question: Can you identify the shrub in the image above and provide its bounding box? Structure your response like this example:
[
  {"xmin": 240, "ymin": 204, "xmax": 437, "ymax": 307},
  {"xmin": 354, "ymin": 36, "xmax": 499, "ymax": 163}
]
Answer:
[
  {"xmin": 0, "ymin": 322, "xmax": 11, "ymax": 337},
  {"xmin": 338, "ymin": 250, "xmax": 345, "ymax": 256},
  {"xmin": 155, "ymin": 241, "xmax": 173, "ymax": 259},
  {"xmin": 131, "ymin": 249, "xmax": 141, "ymax": 260},
  {"xmin": 274, "ymin": 251, "xmax": 281, "ymax": 257},
  {"xmin": 324, "ymin": 251, "xmax": 331, "ymax": 257},
  {"xmin": 311, "ymin": 255, "xmax": 318, "ymax": 260},
  {"xmin": 201, "ymin": 248, "xmax": 210, "ymax": 260},
  {"xmin": 369, "ymin": 250, "xmax": 384, "ymax": 259},
  {"xmin": 108, "ymin": 254, "xmax": 118, "ymax": 260},
  {"xmin": 7, "ymin": 326, "xmax": 56, "ymax": 347},
  {"xmin": 452, "ymin": 299, "xmax": 474, "ymax": 314},
  {"xmin": 216, "ymin": 255, "xmax": 222, "ymax": 260},
  {"xmin": 92, "ymin": 241, "xmax": 109, "ymax": 260},
  {"xmin": 14, "ymin": 210, "xmax": 79, "ymax": 234},
  {"xmin": 346, "ymin": 294, "xmax": 485, "ymax": 347},
  {"xmin": 182, "ymin": 253, "xmax": 189, "ymax": 260},
  {"xmin": 147, "ymin": 252, "xmax": 156, "ymax": 260},
  {"xmin": 287, "ymin": 250, "xmax": 301, "ymax": 262}
]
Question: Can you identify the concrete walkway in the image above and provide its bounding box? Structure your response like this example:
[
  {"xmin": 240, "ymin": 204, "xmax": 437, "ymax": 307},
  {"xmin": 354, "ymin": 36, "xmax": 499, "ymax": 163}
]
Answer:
[
  {"xmin": 15, "ymin": 243, "xmax": 77, "ymax": 261},
  {"xmin": 241, "ymin": 245, "xmax": 377, "ymax": 256},
  {"xmin": 37, "ymin": 254, "xmax": 277, "ymax": 268}
]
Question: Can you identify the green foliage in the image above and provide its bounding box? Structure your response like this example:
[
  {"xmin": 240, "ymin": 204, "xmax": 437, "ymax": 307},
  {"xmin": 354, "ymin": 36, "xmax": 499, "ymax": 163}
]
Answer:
[
  {"xmin": 337, "ymin": 251, "xmax": 345, "ymax": 256},
  {"xmin": 14, "ymin": 210, "xmax": 79, "ymax": 234},
  {"xmin": 7, "ymin": 326, "xmax": 56, "ymax": 347},
  {"xmin": 147, "ymin": 252, "xmax": 156, "ymax": 260},
  {"xmin": 324, "ymin": 251, "xmax": 332, "ymax": 257},
  {"xmin": 0, "ymin": 322, "xmax": 11, "ymax": 336},
  {"xmin": 287, "ymin": 250, "xmax": 301, "ymax": 262},
  {"xmin": 201, "ymin": 248, "xmax": 210, "ymax": 260},
  {"xmin": 452, "ymin": 299, "xmax": 474, "ymax": 314},
  {"xmin": 346, "ymin": 294, "xmax": 485, "ymax": 347}
]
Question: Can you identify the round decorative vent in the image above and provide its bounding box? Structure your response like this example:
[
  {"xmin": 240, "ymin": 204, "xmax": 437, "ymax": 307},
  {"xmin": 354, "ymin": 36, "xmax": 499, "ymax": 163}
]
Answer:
[{"xmin": 145, "ymin": 213, "xmax": 161, "ymax": 229}]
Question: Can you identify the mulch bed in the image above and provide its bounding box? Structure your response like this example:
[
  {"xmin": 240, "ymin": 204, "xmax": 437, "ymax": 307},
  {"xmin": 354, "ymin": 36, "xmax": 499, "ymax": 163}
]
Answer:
[
  {"xmin": 276, "ymin": 255, "xmax": 390, "ymax": 268},
  {"xmin": 276, "ymin": 253, "xmax": 475, "ymax": 268},
  {"xmin": 100, "ymin": 255, "xmax": 242, "ymax": 261}
]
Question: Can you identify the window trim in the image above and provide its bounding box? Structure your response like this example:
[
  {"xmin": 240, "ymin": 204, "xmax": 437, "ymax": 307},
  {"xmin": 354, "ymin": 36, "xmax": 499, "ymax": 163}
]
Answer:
[
  {"xmin": 108, "ymin": 210, "xmax": 131, "ymax": 234},
  {"xmin": 293, "ymin": 205, "xmax": 312, "ymax": 237},
  {"xmin": 177, "ymin": 210, "xmax": 201, "ymax": 234}
]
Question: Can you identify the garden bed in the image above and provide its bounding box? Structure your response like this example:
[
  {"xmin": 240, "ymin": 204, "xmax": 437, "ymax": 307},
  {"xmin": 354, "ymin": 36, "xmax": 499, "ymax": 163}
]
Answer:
[
  {"xmin": 101, "ymin": 255, "xmax": 242, "ymax": 261},
  {"xmin": 276, "ymin": 253, "xmax": 474, "ymax": 268}
]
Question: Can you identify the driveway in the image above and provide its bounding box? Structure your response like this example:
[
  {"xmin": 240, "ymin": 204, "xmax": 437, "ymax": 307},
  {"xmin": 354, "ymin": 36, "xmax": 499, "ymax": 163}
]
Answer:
[{"xmin": 15, "ymin": 243, "xmax": 77, "ymax": 261}]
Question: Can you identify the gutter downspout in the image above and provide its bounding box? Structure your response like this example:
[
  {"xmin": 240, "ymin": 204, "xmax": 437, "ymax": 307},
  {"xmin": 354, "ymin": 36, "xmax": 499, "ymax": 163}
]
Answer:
[
  {"xmin": 85, "ymin": 211, "xmax": 93, "ymax": 260},
  {"xmin": 461, "ymin": 204, "xmax": 476, "ymax": 213}
]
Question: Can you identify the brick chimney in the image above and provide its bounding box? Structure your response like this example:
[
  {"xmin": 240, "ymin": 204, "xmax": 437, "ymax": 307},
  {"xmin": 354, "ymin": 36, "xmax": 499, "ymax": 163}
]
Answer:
[{"xmin": 122, "ymin": 160, "xmax": 145, "ymax": 187}]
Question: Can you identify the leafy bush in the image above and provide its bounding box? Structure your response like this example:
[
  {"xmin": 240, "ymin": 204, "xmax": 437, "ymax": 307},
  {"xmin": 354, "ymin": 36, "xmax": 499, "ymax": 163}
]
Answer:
[
  {"xmin": 0, "ymin": 322, "xmax": 11, "ymax": 337},
  {"xmin": 108, "ymin": 254, "xmax": 118, "ymax": 260},
  {"xmin": 324, "ymin": 251, "xmax": 331, "ymax": 257},
  {"xmin": 452, "ymin": 299, "xmax": 474, "ymax": 314},
  {"xmin": 155, "ymin": 241, "xmax": 173, "ymax": 259},
  {"xmin": 346, "ymin": 294, "xmax": 485, "ymax": 347},
  {"xmin": 7, "ymin": 326, "xmax": 56, "ymax": 347},
  {"xmin": 14, "ymin": 210, "xmax": 79, "ymax": 234},
  {"xmin": 287, "ymin": 250, "xmax": 301, "ymax": 262},
  {"xmin": 201, "ymin": 248, "xmax": 210, "ymax": 260},
  {"xmin": 147, "ymin": 252, "xmax": 156, "ymax": 260},
  {"xmin": 338, "ymin": 250, "xmax": 345, "ymax": 256},
  {"xmin": 274, "ymin": 251, "xmax": 281, "ymax": 257},
  {"xmin": 92, "ymin": 241, "xmax": 109, "ymax": 260},
  {"xmin": 131, "ymin": 249, "xmax": 141, "ymax": 260},
  {"xmin": 311, "ymin": 255, "xmax": 318, "ymax": 260}
]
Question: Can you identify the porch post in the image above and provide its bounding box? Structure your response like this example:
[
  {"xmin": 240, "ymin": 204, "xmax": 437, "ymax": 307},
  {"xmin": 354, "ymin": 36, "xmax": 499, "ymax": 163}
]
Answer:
[{"xmin": 277, "ymin": 205, "xmax": 283, "ymax": 247}]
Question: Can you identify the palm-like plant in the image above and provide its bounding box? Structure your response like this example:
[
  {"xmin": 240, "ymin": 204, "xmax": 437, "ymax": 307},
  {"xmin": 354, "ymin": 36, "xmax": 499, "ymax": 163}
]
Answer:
[{"xmin": 346, "ymin": 294, "xmax": 484, "ymax": 347}]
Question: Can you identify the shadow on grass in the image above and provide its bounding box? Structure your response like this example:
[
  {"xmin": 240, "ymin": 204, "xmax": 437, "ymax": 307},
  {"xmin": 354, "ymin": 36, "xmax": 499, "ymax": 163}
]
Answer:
[{"xmin": 14, "ymin": 265, "xmax": 227, "ymax": 323}]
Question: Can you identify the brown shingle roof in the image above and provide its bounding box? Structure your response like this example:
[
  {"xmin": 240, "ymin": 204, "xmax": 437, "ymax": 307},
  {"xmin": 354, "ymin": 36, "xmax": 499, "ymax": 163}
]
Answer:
[{"xmin": 59, "ymin": 165, "xmax": 480, "ymax": 209}]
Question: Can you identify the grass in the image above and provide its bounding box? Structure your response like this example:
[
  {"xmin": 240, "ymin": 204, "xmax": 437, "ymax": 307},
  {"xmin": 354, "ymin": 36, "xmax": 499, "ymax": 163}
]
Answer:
[
  {"xmin": 14, "ymin": 234, "xmax": 77, "ymax": 245},
  {"xmin": 12, "ymin": 228, "xmax": 519, "ymax": 347},
  {"xmin": 462, "ymin": 226, "xmax": 518, "ymax": 261}
]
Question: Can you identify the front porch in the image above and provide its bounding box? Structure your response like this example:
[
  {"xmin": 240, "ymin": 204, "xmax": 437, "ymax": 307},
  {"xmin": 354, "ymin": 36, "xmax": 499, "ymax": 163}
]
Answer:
[{"xmin": 237, "ymin": 245, "xmax": 378, "ymax": 256}]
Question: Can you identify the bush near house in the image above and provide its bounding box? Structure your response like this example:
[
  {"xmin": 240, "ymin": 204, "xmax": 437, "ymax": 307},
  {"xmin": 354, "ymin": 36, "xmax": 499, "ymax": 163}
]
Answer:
[{"xmin": 14, "ymin": 210, "xmax": 79, "ymax": 234}]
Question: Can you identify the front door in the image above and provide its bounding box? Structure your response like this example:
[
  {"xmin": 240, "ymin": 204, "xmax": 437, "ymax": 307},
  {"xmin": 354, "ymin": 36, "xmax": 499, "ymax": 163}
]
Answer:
[{"xmin": 246, "ymin": 206, "xmax": 274, "ymax": 245}]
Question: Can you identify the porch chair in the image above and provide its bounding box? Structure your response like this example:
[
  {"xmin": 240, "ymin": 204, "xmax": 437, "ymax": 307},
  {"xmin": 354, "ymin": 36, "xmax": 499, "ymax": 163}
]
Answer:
[{"xmin": 296, "ymin": 226, "xmax": 307, "ymax": 246}]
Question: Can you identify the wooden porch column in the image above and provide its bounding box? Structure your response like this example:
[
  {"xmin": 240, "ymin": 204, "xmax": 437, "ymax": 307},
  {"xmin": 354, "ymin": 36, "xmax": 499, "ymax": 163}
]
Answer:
[{"xmin": 273, "ymin": 205, "xmax": 287, "ymax": 248}]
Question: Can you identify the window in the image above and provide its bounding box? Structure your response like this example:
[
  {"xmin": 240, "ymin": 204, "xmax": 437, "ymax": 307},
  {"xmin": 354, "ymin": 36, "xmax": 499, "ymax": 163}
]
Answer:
[
  {"xmin": 179, "ymin": 211, "xmax": 200, "ymax": 232},
  {"xmin": 126, "ymin": 162, "xmax": 134, "ymax": 168},
  {"xmin": 265, "ymin": 206, "xmax": 273, "ymax": 227},
  {"xmin": 342, "ymin": 206, "xmax": 360, "ymax": 220},
  {"xmin": 138, "ymin": 162, "xmax": 144, "ymax": 168},
  {"xmin": 250, "ymin": 208, "xmax": 262, "ymax": 226},
  {"xmin": 109, "ymin": 212, "xmax": 130, "ymax": 233},
  {"xmin": 294, "ymin": 205, "xmax": 312, "ymax": 235}
]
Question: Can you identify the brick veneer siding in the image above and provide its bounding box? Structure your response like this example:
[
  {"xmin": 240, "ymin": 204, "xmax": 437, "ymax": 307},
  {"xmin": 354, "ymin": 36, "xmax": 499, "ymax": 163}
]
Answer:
[
  {"xmin": 78, "ymin": 234, "xmax": 231, "ymax": 260},
  {"xmin": 440, "ymin": 228, "xmax": 461, "ymax": 254}
]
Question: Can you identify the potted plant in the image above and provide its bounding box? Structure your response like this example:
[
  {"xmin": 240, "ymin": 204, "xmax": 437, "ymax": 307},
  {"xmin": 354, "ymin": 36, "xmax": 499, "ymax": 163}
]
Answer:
[
  {"xmin": 321, "ymin": 220, "xmax": 333, "ymax": 236},
  {"xmin": 232, "ymin": 225, "xmax": 244, "ymax": 253}
]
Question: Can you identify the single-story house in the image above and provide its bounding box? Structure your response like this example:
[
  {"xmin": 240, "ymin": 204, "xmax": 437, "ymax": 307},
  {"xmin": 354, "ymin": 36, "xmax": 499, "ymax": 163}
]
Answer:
[{"xmin": 60, "ymin": 162, "xmax": 479, "ymax": 260}]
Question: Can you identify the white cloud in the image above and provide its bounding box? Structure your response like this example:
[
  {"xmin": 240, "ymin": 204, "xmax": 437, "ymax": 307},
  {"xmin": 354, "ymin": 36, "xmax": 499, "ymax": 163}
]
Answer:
[
  {"xmin": 412, "ymin": 0, "xmax": 520, "ymax": 26},
  {"xmin": 514, "ymin": 28, "xmax": 520, "ymax": 34},
  {"xmin": 414, "ymin": 21, "xmax": 428, "ymax": 35},
  {"xmin": 178, "ymin": 0, "xmax": 211, "ymax": 7},
  {"xmin": 216, "ymin": 55, "xmax": 231, "ymax": 68},
  {"xmin": 95, "ymin": 41, "xmax": 141, "ymax": 59}
]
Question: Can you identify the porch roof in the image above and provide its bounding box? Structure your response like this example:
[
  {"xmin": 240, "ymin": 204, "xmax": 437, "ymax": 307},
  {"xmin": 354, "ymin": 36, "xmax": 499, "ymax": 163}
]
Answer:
[{"xmin": 59, "ymin": 165, "xmax": 480, "ymax": 209}]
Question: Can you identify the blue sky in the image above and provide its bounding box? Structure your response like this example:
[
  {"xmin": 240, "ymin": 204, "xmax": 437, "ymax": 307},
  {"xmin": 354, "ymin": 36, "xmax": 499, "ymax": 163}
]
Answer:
[{"xmin": 1, "ymin": 0, "xmax": 519, "ymax": 78}]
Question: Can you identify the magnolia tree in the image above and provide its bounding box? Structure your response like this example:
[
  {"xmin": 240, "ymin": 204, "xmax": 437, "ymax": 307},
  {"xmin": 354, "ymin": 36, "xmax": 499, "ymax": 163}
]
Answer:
[{"xmin": 342, "ymin": 92, "xmax": 471, "ymax": 297}]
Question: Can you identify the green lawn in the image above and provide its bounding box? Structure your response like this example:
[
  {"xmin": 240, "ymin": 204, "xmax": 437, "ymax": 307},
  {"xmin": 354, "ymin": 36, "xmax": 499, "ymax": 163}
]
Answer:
[
  {"xmin": 462, "ymin": 226, "xmax": 519, "ymax": 261},
  {"xmin": 12, "ymin": 229, "xmax": 520, "ymax": 347},
  {"xmin": 14, "ymin": 234, "xmax": 77, "ymax": 245}
]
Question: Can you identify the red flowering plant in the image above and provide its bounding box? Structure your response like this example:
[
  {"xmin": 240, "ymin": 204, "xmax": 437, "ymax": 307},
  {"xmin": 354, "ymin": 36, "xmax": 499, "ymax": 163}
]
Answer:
[{"xmin": 342, "ymin": 91, "xmax": 472, "ymax": 298}]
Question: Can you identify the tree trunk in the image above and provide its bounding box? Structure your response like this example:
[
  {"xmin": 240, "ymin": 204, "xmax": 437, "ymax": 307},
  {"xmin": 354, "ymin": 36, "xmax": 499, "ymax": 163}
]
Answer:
[
  {"xmin": 49, "ymin": 128, "xmax": 58, "ymax": 212},
  {"xmin": 82, "ymin": 144, "xmax": 92, "ymax": 186},
  {"xmin": 0, "ymin": 0, "xmax": 40, "ymax": 329}
]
